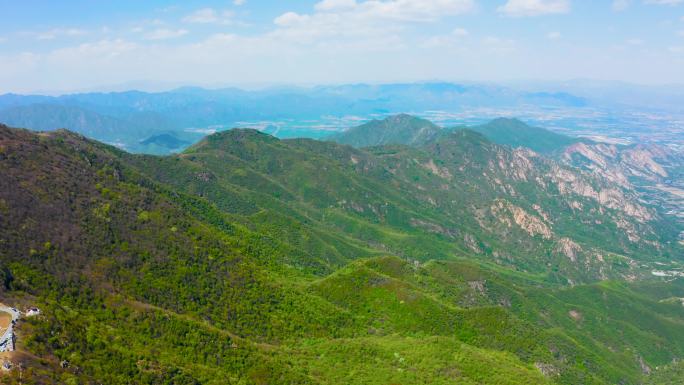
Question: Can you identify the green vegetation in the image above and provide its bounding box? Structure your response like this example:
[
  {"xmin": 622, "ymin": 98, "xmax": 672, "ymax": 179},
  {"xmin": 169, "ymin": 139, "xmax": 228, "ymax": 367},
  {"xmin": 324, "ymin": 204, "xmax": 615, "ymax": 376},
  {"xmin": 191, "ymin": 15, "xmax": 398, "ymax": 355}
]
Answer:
[
  {"xmin": 469, "ymin": 118, "xmax": 581, "ymax": 154},
  {"xmin": 329, "ymin": 115, "xmax": 580, "ymax": 154},
  {"xmin": 0, "ymin": 120, "xmax": 683, "ymax": 384},
  {"xmin": 139, "ymin": 133, "xmax": 191, "ymax": 153},
  {"xmin": 648, "ymin": 360, "xmax": 684, "ymax": 384},
  {"xmin": 330, "ymin": 114, "xmax": 443, "ymax": 148}
]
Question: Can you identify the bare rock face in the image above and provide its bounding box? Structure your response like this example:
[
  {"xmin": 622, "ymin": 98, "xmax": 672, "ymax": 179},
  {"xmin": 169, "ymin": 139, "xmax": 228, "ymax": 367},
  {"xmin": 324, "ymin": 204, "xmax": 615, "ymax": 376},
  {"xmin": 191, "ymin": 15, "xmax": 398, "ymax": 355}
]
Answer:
[
  {"xmin": 560, "ymin": 141, "xmax": 684, "ymax": 249},
  {"xmin": 562, "ymin": 141, "xmax": 680, "ymax": 201},
  {"xmin": 491, "ymin": 199, "xmax": 552, "ymax": 239},
  {"xmin": 491, "ymin": 148, "xmax": 535, "ymax": 182},
  {"xmin": 622, "ymin": 146, "xmax": 668, "ymax": 178},
  {"xmin": 568, "ymin": 310, "xmax": 582, "ymax": 321},
  {"xmin": 562, "ymin": 142, "xmax": 671, "ymax": 186},
  {"xmin": 548, "ymin": 164, "xmax": 653, "ymax": 222},
  {"xmin": 410, "ymin": 218, "xmax": 457, "ymax": 238},
  {"xmin": 463, "ymin": 233, "xmax": 483, "ymax": 254},
  {"xmin": 421, "ymin": 159, "xmax": 452, "ymax": 180},
  {"xmin": 556, "ymin": 238, "xmax": 582, "ymax": 262},
  {"xmin": 535, "ymin": 362, "xmax": 560, "ymax": 378},
  {"xmin": 467, "ymin": 280, "xmax": 486, "ymax": 295},
  {"xmin": 532, "ymin": 204, "xmax": 552, "ymax": 223},
  {"xmin": 637, "ymin": 355, "xmax": 652, "ymax": 375},
  {"xmin": 614, "ymin": 217, "xmax": 641, "ymax": 243},
  {"xmin": 564, "ymin": 142, "xmax": 616, "ymax": 170}
]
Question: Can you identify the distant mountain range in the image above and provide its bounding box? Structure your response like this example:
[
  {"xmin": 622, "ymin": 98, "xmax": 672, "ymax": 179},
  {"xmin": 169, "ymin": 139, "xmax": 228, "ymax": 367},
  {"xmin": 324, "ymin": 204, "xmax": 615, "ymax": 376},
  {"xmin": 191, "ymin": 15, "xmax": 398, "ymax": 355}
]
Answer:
[
  {"xmin": 3, "ymin": 82, "xmax": 682, "ymax": 156},
  {"xmin": 0, "ymin": 82, "xmax": 598, "ymax": 154},
  {"xmin": 332, "ymin": 115, "xmax": 583, "ymax": 154}
]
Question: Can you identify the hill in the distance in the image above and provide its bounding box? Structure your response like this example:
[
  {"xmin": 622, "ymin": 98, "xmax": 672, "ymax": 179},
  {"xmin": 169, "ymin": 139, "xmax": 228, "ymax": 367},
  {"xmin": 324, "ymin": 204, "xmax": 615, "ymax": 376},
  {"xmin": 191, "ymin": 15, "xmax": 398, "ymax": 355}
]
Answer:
[
  {"xmin": 332, "ymin": 115, "xmax": 581, "ymax": 154},
  {"xmin": 469, "ymin": 117, "xmax": 582, "ymax": 154},
  {"xmin": 0, "ymin": 83, "xmax": 601, "ymax": 155},
  {"xmin": 330, "ymin": 113, "xmax": 443, "ymax": 147},
  {"xmin": 139, "ymin": 133, "xmax": 190, "ymax": 152}
]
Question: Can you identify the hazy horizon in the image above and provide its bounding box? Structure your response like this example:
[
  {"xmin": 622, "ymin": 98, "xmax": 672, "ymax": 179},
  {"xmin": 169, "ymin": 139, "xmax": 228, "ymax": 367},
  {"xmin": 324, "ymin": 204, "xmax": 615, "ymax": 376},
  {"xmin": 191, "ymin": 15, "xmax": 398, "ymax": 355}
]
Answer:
[{"xmin": 5, "ymin": 77, "xmax": 684, "ymax": 97}]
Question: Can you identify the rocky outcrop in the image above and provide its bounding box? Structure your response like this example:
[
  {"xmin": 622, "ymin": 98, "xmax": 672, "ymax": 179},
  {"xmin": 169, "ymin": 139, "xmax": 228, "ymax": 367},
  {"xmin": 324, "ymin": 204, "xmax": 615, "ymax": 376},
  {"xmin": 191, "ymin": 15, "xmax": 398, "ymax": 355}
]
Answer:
[
  {"xmin": 563, "ymin": 142, "xmax": 677, "ymax": 186},
  {"xmin": 421, "ymin": 159, "xmax": 452, "ymax": 180},
  {"xmin": 549, "ymin": 164, "xmax": 653, "ymax": 222},
  {"xmin": 556, "ymin": 238, "xmax": 582, "ymax": 262},
  {"xmin": 491, "ymin": 200, "xmax": 552, "ymax": 239}
]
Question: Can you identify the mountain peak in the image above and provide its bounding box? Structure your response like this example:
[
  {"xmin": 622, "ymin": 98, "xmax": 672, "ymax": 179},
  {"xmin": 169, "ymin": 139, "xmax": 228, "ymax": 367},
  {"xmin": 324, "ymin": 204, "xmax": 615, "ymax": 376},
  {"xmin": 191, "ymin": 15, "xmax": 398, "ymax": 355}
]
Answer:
[
  {"xmin": 209, "ymin": 128, "xmax": 276, "ymax": 142},
  {"xmin": 140, "ymin": 133, "xmax": 190, "ymax": 150},
  {"xmin": 471, "ymin": 118, "xmax": 578, "ymax": 154},
  {"xmin": 186, "ymin": 128, "xmax": 277, "ymax": 153},
  {"xmin": 487, "ymin": 117, "xmax": 528, "ymax": 127},
  {"xmin": 384, "ymin": 113, "xmax": 425, "ymax": 122},
  {"xmin": 331, "ymin": 114, "xmax": 442, "ymax": 148}
]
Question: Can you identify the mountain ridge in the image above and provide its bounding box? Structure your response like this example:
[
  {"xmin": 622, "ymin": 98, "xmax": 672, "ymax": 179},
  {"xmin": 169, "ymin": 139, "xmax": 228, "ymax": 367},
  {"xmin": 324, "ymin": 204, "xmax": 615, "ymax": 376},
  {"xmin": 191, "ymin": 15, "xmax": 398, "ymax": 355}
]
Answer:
[
  {"xmin": 469, "ymin": 117, "xmax": 582, "ymax": 154},
  {"xmin": 0, "ymin": 82, "xmax": 601, "ymax": 155},
  {"xmin": 330, "ymin": 113, "xmax": 444, "ymax": 148}
]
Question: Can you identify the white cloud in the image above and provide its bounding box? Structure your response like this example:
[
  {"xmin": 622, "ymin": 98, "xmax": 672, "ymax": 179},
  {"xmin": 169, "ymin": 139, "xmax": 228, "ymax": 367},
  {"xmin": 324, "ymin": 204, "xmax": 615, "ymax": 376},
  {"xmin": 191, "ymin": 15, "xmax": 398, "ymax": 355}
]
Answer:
[
  {"xmin": 452, "ymin": 27, "xmax": 469, "ymax": 36},
  {"xmin": 34, "ymin": 28, "xmax": 86, "ymax": 41},
  {"xmin": 626, "ymin": 38, "xmax": 644, "ymax": 44},
  {"xmin": 55, "ymin": 39, "xmax": 139, "ymax": 59},
  {"xmin": 423, "ymin": 28, "xmax": 469, "ymax": 47},
  {"xmin": 5, "ymin": 0, "xmax": 684, "ymax": 92},
  {"xmin": 482, "ymin": 36, "xmax": 516, "ymax": 53},
  {"xmin": 272, "ymin": 0, "xmax": 474, "ymax": 51},
  {"xmin": 147, "ymin": 19, "xmax": 165, "ymax": 26},
  {"xmin": 183, "ymin": 8, "xmax": 218, "ymax": 23},
  {"xmin": 0, "ymin": 1, "xmax": 479, "ymax": 93},
  {"xmin": 315, "ymin": 0, "xmax": 359, "ymax": 11},
  {"xmin": 129, "ymin": 19, "xmax": 165, "ymax": 35},
  {"xmin": 644, "ymin": 0, "xmax": 683, "ymax": 5},
  {"xmin": 678, "ymin": 29, "xmax": 684, "ymax": 36},
  {"xmin": 157, "ymin": 5, "xmax": 179, "ymax": 13},
  {"xmin": 612, "ymin": 0, "xmax": 630, "ymax": 11},
  {"xmin": 274, "ymin": 12, "xmax": 311, "ymax": 27},
  {"xmin": 547, "ymin": 31, "xmax": 561, "ymax": 39},
  {"xmin": 308, "ymin": 0, "xmax": 474, "ymax": 22},
  {"xmin": 145, "ymin": 29, "xmax": 189, "ymax": 40},
  {"xmin": 233, "ymin": 0, "xmax": 246, "ymax": 5},
  {"xmin": 498, "ymin": 0, "xmax": 570, "ymax": 17},
  {"xmin": 183, "ymin": 8, "xmax": 236, "ymax": 24}
]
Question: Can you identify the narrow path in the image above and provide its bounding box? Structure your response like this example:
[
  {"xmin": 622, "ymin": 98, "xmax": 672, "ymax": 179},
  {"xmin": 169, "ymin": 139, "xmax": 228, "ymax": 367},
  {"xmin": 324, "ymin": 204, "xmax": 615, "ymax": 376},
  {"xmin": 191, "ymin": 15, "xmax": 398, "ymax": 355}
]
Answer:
[{"xmin": 0, "ymin": 304, "xmax": 20, "ymax": 353}]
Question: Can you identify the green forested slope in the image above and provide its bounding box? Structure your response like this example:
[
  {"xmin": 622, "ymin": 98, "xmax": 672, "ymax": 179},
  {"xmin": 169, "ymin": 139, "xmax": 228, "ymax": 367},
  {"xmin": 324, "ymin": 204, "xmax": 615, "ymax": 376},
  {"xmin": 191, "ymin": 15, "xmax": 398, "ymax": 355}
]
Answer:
[
  {"xmin": 1, "ymin": 123, "xmax": 683, "ymax": 384},
  {"xmin": 468, "ymin": 118, "xmax": 581, "ymax": 154},
  {"xmin": 136, "ymin": 126, "xmax": 681, "ymax": 281},
  {"xmin": 330, "ymin": 114, "xmax": 443, "ymax": 148}
]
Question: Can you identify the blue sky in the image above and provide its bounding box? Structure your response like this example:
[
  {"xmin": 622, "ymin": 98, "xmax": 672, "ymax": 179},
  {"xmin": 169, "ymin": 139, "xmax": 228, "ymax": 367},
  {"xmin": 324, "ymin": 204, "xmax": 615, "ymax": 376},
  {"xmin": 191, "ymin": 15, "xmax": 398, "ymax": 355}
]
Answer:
[{"xmin": 1, "ymin": 0, "xmax": 683, "ymax": 93}]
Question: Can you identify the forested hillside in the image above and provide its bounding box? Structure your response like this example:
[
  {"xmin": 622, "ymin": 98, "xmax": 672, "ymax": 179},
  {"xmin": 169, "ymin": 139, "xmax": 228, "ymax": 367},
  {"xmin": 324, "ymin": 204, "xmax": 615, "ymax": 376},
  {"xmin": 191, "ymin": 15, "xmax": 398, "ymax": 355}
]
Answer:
[{"xmin": 1, "ymin": 120, "xmax": 683, "ymax": 384}]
